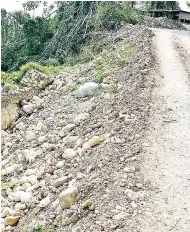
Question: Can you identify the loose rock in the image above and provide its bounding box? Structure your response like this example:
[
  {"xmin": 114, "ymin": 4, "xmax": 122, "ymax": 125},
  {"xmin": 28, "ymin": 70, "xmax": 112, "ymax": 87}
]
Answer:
[
  {"xmin": 58, "ymin": 187, "xmax": 78, "ymax": 209},
  {"xmin": 4, "ymin": 216, "xmax": 20, "ymax": 226},
  {"xmin": 62, "ymin": 148, "xmax": 76, "ymax": 159},
  {"xmin": 54, "ymin": 176, "xmax": 69, "ymax": 188}
]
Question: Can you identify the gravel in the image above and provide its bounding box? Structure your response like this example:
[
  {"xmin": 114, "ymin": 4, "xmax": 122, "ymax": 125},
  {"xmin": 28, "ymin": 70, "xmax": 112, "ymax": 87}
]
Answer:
[{"xmin": 139, "ymin": 16, "xmax": 186, "ymax": 30}]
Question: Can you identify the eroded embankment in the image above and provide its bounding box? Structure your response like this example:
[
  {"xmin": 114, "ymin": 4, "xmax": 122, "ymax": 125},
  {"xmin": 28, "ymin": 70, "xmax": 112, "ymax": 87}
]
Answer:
[{"xmin": 1, "ymin": 25, "xmax": 157, "ymax": 232}]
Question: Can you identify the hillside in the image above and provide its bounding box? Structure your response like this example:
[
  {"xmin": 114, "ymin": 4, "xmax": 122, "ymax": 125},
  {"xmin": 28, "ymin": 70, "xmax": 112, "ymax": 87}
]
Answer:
[
  {"xmin": 1, "ymin": 24, "xmax": 156, "ymax": 232},
  {"xmin": 1, "ymin": 1, "xmax": 190, "ymax": 232}
]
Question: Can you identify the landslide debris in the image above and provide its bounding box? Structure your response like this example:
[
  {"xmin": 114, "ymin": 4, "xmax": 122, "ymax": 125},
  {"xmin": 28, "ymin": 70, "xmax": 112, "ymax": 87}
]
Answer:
[{"xmin": 1, "ymin": 24, "xmax": 156, "ymax": 232}]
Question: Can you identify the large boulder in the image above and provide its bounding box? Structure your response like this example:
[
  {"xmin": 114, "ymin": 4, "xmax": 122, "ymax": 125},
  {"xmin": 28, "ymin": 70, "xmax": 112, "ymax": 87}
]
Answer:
[{"xmin": 74, "ymin": 82, "xmax": 99, "ymax": 98}]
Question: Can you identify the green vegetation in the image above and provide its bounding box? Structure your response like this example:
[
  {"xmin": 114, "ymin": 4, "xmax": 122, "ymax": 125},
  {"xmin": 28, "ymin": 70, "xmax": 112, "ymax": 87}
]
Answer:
[
  {"xmin": 1, "ymin": 62, "xmax": 62, "ymax": 85},
  {"xmin": 1, "ymin": 1, "xmax": 139, "ymax": 76},
  {"xmin": 32, "ymin": 223, "xmax": 51, "ymax": 232},
  {"xmin": 1, "ymin": 1, "xmax": 180, "ymax": 85},
  {"xmin": 147, "ymin": 1, "xmax": 180, "ymax": 10}
]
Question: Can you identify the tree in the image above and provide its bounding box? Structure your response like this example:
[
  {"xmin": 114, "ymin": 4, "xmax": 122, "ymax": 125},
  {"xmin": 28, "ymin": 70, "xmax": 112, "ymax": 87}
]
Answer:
[
  {"xmin": 148, "ymin": 1, "xmax": 180, "ymax": 10},
  {"xmin": 23, "ymin": 1, "xmax": 41, "ymax": 18}
]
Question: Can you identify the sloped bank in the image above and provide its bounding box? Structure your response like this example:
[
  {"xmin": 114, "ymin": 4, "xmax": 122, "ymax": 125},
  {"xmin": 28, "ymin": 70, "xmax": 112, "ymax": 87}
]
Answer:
[{"xmin": 1, "ymin": 24, "xmax": 156, "ymax": 232}]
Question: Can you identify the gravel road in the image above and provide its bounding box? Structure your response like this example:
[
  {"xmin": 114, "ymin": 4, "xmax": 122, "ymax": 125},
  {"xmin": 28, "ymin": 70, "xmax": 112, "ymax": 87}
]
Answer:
[{"xmin": 141, "ymin": 28, "xmax": 190, "ymax": 232}]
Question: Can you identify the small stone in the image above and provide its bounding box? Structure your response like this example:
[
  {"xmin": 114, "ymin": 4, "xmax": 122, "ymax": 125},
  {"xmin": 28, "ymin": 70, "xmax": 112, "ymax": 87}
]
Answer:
[
  {"xmin": 70, "ymin": 213, "xmax": 79, "ymax": 223},
  {"xmin": 12, "ymin": 191, "xmax": 32, "ymax": 203},
  {"xmin": 62, "ymin": 149, "xmax": 76, "ymax": 159},
  {"xmin": 2, "ymin": 165, "xmax": 17, "ymax": 176},
  {"xmin": 130, "ymin": 202, "xmax": 138, "ymax": 208},
  {"xmin": 26, "ymin": 175, "xmax": 38, "ymax": 185},
  {"xmin": 24, "ymin": 149, "xmax": 36, "ymax": 163},
  {"xmin": 72, "ymin": 227, "xmax": 81, "ymax": 232},
  {"xmin": 81, "ymin": 200, "xmax": 92, "ymax": 209},
  {"xmin": 5, "ymin": 225, "xmax": 12, "ymax": 231},
  {"xmin": 8, "ymin": 209, "xmax": 20, "ymax": 217},
  {"xmin": 123, "ymin": 167, "xmax": 136, "ymax": 173},
  {"xmin": 89, "ymin": 136, "xmax": 103, "ymax": 147},
  {"xmin": 54, "ymin": 176, "xmax": 69, "ymax": 187},
  {"xmin": 58, "ymin": 187, "xmax": 78, "ymax": 209},
  {"xmin": 38, "ymin": 136, "xmax": 47, "ymax": 144},
  {"xmin": 15, "ymin": 203, "xmax": 26, "ymax": 210},
  {"xmin": 4, "ymin": 216, "xmax": 20, "ymax": 226},
  {"xmin": 36, "ymin": 121, "xmax": 43, "ymax": 131},
  {"xmin": 1, "ymin": 222, "xmax": 5, "ymax": 232},
  {"xmin": 23, "ymin": 104, "xmax": 33, "ymax": 114},
  {"xmin": 7, "ymin": 195, "xmax": 14, "ymax": 202},
  {"xmin": 32, "ymin": 96, "xmax": 41, "ymax": 101},
  {"xmin": 24, "ymin": 169, "xmax": 36, "ymax": 176},
  {"xmin": 76, "ymin": 173, "xmax": 84, "ymax": 180},
  {"xmin": 59, "ymin": 124, "xmax": 76, "ymax": 137},
  {"xmin": 55, "ymin": 161, "xmax": 64, "ymax": 169},
  {"xmin": 26, "ymin": 131, "xmax": 36, "ymax": 141},
  {"xmin": 39, "ymin": 196, "xmax": 51, "ymax": 208},
  {"xmin": 1, "ymin": 207, "xmax": 10, "ymax": 218},
  {"xmin": 73, "ymin": 113, "xmax": 89, "ymax": 124}
]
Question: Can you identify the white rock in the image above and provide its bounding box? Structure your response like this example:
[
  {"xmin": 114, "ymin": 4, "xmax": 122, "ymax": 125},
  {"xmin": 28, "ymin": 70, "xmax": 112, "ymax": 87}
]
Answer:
[
  {"xmin": 73, "ymin": 113, "xmax": 89, "ymax": 124},
  {"xmin": 38, "ymin": 136, "xmax": 47, "ymax": 144},
  {"xmin": 54, "ymin": 176, "xmax": 69, "ymax": 187},
  {"xmin": 74, "ymin": 82, "xmax": 99, "ymax": 98},
  {"xmin": 24, "ymin": 149, "xmax": 36, "ymax": 164},
  {"xmin": 26, "ymin": 131, "xmax": 36, "ymax": 141},
  {"xmin": 20, "ymin": 192, "xmax": 32, "ymax": 203},
  {"xmin": 12, "ymin": 191, "xmax": 32, "ymax": 203},
  {"xmin": 36, "ymin": 121, "xmax": 43, "ymax": 131},
  {"xmin": 15, "ymin": 203, "xmax": 26, "ymax": 210},
  {"xmin": 19, "ymin": 176, "xmax": 28, "ymax": 184},
  {"xmin": 7, "ymin": 195, "xmax": 14, "ymax": 202},
  {"xmin": 55, "ymin": 161, "xmax": 64, "ymax": 169},
  {"xmin": 41, "ymin": 142, "xmax": 51, "ymax": 152},
  {"xmin": 123, "ymin": 166, "xmax": 136, "ymax": 173},
  {"xmin": 5, "ymin": 225, "xmax": 12, "ymax": 231},
  {"xmin": 72, "ymin": 227, "xmax": 81, "ymax": 232},
  {"xmin": 24, "ymin": 169, "xmax": 36, "ymax": 176},
  {"xmin": 26, "ymin": 175, "xmax": 38, "ymax": 185},
  {"xmin": 76, "ymin": 172, "xmax": 84, "ymax": 180},
  {"xmin": 32, "ymin": 96, "xmax": 41, "ymax": 102},
  {"xmin": 1, "ymin": 222, "xmax": 5, "ymax": 232},
  {"xmin": 2, "ymin": 165, "xmax": 17, "ymax": 176},
  {"xmin": 39, "ymin": 196, "xmax": 51, "ymax": 208},
  {"xmin": 58, "ymin": 187, "xmax": 78, "ymax": 209},
  {"xmin": 59, "ymin": 124, "xmax": 76, "ymax": 137},
  {"xmin": 62, "ymin": 148, "xmax": 76, "ymax": 159},
  {"xmin": 1, "ymin": 207, "xmax": 10, "ymax": 218},
  {"xmin": 23, "ymin": 104, "xmax": 33, "ymax": 114}
]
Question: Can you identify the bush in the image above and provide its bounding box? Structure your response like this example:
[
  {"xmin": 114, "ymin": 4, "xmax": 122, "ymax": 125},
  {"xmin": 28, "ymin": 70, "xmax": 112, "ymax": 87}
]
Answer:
[
  {"xmin": 92, "ymin": 3, "xmax": 139, "ymax": 31},
  {"xmin": 93, "ymin": 4, "xmax": 126, "ymax": 30},
  {"xmin": 40, "ymin": 58, "xmax": 60, "ymax": 66}
]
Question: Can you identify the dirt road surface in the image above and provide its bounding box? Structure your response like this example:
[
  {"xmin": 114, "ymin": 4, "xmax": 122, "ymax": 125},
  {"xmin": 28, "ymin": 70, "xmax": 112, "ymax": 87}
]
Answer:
[{"xmin": 141, "ymin": 29, "xmax": 190, "ymax": 232}]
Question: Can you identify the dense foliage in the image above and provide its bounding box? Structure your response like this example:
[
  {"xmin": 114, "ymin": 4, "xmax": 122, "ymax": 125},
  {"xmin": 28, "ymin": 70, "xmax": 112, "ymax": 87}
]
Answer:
[
  {"xmin": 1, "ymin": 1, "xmax": 181, "ymax": 74},
  {"xmin": 1, "ymin": 1, "xmax": 140, "ymax": 73},
  {"xmin": 147, "ymin": 1, "xmax": 180, "ymax": 10}
]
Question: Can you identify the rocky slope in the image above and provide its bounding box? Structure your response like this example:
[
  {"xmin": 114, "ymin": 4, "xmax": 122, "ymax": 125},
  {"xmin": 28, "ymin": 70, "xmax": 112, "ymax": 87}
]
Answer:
[
  {"xmin": 1, "ymin": 25, "xmax": 156, "ymax": 232},
  {"xmin": 140, "ymin": 16, "xmax": 186, "ymax": 30}
]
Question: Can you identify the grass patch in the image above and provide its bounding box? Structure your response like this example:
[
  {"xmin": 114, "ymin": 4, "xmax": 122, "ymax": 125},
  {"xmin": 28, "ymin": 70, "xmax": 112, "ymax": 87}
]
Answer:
[{"xmin": 1, "ymin": 62, "xmax": 63, "ymax": 85}]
